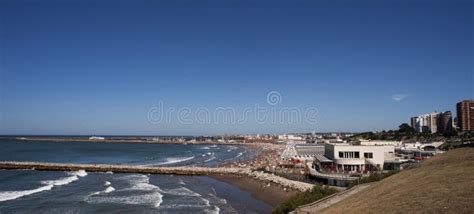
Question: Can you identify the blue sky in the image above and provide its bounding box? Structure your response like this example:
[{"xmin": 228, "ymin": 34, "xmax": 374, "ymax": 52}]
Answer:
[{"xmin": 0, "ymin": 0, "xmax": 472, "ymax": 135}]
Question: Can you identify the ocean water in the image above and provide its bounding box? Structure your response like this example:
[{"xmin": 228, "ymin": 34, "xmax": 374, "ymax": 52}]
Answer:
[
  {"xmin": 0, "ymin": 140, "xmax": 254, "ymax": 167},
  {"xmin": 0, "ymin": 140, "xmax": 272, "ymax": 213}
]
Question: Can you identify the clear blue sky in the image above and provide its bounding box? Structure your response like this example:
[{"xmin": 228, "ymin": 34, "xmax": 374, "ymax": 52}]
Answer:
[{"xmin": 0, "ymin": 0, "xmax": 472, "ymax": 135}]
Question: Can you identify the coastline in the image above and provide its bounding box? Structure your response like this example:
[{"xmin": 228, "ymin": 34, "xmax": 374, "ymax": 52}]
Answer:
[
  {"xmin": 0, "ymin": 137, "xmax": 315, "ymax": 192},
  {"xmin": 211, "ymin": 174, "xmax": 298, "ymax": 208},
  {"xmin": 0, "ymin": 137, "xmax": 314, "ymax": 209}
]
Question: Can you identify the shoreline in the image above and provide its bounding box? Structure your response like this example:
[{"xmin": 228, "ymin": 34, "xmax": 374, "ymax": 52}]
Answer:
[
  {"xmin": 210, "ymin": 174, "xmax": 298, "ymax": 208},
  {"xmin": 0, "ymin": 137, "xmax": 315, "ymax": 192},
  {"xmin": 0, "ymin": 137, "xmax": 315, "ymax": 208}
]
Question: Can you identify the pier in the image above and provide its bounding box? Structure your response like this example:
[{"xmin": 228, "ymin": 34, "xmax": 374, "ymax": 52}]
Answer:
[{"xmin": 0, "ymin": 161, "xmax": 314, "ymax": 192}]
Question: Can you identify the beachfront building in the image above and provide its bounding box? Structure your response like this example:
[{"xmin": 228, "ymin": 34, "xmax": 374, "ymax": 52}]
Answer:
[
  {"xmin": 295, "ymin": 144, "xmax": 325, "ymax": 158},
  {"xmin": 281, "ymin": 144, "xmax": 325, "ymax": 160},
  {"xmin": 278, "ymin": 134, "xmax": 307, "ymax": 144},
  {"xmin": 359, "ymin": 140, "xmax": 403, "ymax": 147},
  {"xmin": 322, "ymin": 136, "xmax": 346, "ymax": 144},
  {"xmin": 313, "ymin": 143, "xmax": 398, "ymax": 174}
]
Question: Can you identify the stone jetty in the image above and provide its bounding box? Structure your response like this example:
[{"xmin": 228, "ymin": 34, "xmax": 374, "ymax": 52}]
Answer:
[{"xmin": 0, "ymin": 161, "xmax": 314, "ymax": 192}]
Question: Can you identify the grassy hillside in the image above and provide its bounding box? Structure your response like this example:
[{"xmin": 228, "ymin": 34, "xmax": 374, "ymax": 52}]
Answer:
[{"xmin": 321, "ymin": 148, "xmax": 474, "ymax": 213}]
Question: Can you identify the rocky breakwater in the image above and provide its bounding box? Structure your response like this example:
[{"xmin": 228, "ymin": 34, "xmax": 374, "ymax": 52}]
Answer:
[
  {"xmin": 247, "ymin": 170, "xmax": 314, "ymax": 192},
  {"xmin": 0, "ymin": 161, "xmax": 314, "ymax": 192}
]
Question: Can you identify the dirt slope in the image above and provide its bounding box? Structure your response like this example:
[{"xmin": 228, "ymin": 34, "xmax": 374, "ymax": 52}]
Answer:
[{"xmin": 320, "ymin": 148, "xmax": 474, "ymax": 214}]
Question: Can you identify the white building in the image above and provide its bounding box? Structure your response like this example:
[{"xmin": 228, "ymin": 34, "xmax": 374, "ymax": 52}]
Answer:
[
  {"xmin": 359, "ymin": 140, "xmax": 403, "ymax": 148},
  {"xmin": 317, "ymin": 143, "xmax": 397, "ymax": 173},
  {"xmin": 323, "ymin": 136, "xmax": 345, "ymax": 144},
  {"xmin": 412, "ymin": 112, "xmax": 440, "ymax": 133},
  {"xmin": 278, "ymin": 134, "xmax": 306, "ymax": 144}
]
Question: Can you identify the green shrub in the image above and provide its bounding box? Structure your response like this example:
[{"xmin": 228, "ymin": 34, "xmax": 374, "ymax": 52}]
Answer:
[
  {"xmin": 348, "ymin": 170, "xmax": 399, "ymax": 188},
  {"xmin": 272, "ymin": 186, "xmax": 338, "ymax": 214}
]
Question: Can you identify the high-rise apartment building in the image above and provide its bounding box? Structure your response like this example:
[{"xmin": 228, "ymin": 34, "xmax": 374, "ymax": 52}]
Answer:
[
  {"xmin": 437, "ymin": 111, "xmax": 453, "ymax": 134},
  {"xmin": 456, "ymin": 100, "xmax": 474, "ymax": 132},
  {"xmin": 410, "ymin": 114, "xmax": 431, "ymax": 133},
  {"xmin": 428, "ymin": 112, "xmax": 440, "ymax": 134},
  {"xmin": 410, "ymin": 112, "xmax": 445, "ymax": 133}
]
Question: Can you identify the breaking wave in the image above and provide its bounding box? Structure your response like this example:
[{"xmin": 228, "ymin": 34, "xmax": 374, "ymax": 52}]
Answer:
[
  {"xmin": 154, "ymin": 156, "xmax": 195, "ymax": 166},
  {"xmin": 0, "ymin": 185, "xmax": 53, "ymax": 202},
  {"xmin": 92, "ymin": 186, "xmax": 116, "ymax": 195},
  {"xmin": 204, "ymin": 156, "xmax": 216, "ymax": 163},
  {"xmin": 87, "ymin": 174, "xmax": 163, "ymax": 208},
  {"xmin": 159, "ymin": 187, "xmax": 201, "ymax": 197},
  {"xmin": 0, "ymin": 170, "xmax": 88, "ymax": 202}
]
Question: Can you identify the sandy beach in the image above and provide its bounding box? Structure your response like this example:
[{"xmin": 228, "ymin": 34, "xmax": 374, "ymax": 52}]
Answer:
[{"xmin": 211, "ymin": 174, "xmax": 298, "ymax": 207}]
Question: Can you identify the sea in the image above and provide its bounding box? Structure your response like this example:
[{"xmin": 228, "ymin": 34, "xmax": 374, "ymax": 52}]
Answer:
[{"xmin": 0, "ymin": 139, "xmax": 272, "ymax": 213}]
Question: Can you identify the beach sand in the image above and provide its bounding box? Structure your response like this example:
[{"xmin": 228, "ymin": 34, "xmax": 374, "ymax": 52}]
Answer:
[{"xmin": 211, "ymin": 174, "xmax": 298, "ymax": 208}]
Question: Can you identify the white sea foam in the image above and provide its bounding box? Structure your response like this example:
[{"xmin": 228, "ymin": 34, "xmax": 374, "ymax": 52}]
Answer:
[
  {"xmin": 42, "ymin": 175, "xmax": 79, "ymax": 186},
  {"xmin": 0, "ymin": 185, "xmax": 53, "ymax": 202},
  {"xmin": 104, "ymin": 181, "xmax": 111, "ymax": 186},
  {"xmin": 0, "ymin": 170, "xmax": 88, "ymax": 202},
  {"xmin": 204, "ymin": 156, "xmax": 216, "ymax": 163},
  {"xmin": 92, "ymin": 186, "xmax": 115, "ymax": 195},
  {"xmin": 159, "ymin": 187, "xmax": 201, "ymax": 197},
  {"xmin": 132, "ymin": 182, "xmax": 160, "ymax": 191},
  {"xmin": 69, "ymin": 170, "xmax": 87, "ymax": 177},
  {"xmin": 177, "ymin": 179, "xmax": 186, "ymax": 185},
  {"xmin": 157, "ymin": 203, "xmax": 210, "ymax": 210},
  {"xmin": 208, "ymin": 193, "xmax": 228, "ymax": 204},
  {"xmin": 207, "ymin": 205, "xmax": 221, "ymax": 214},
  {"xmin": 88, "ymin": 192, "xmax": 163, "ymax": 207},
  {"xmin": 154, "ymin": 156, "xmax": 195, "ymax": 166},
  {"xmin": 41, "ymin": 170, "xmax": 87, "ymax": 186},
  {"xmin": 88, "ymin": 174, "xmax": 163, "ymax": 208},
  {"xmin": 104, "ymin": 186, "xmax": 115, "ymax": 193},
  {"xmin": 160, "ymin": 196, "xmax": 212, "ymax": 209},
  {"xmin": 105, "ymin": 171, "xmax": 113, "ymax": 174}
]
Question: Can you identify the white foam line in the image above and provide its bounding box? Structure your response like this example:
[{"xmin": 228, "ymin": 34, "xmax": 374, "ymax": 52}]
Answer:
[
  {"xmin": 88, "ymin": 174, "xmax": 163, "ymax": 208},
  {"xmin": 0, "ymin": 170, "xmax": 87, "ymax": 202},
  {"xmin": 0, "ymin": 185, "xmax": 53, "ymax": 202},
  {"xmin": 41, "ymin": 175, "xmax": 79, "ymax": 186},
  {"xmin": 154, "ymin": 156, "xmax": 195, "ymax": 166},
  {"xmin": 158, "ymin": 186, "xmax": 201, "ymax": 197},
  {"xmin": 204, "ymin": 156, "xmax": 216, "ymax": 163}
]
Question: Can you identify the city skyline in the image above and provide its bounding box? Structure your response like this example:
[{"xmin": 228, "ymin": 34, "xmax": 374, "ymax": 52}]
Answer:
[{"xmin": 0, "ymin": 0, "xmax": 472, "ymax": 135}]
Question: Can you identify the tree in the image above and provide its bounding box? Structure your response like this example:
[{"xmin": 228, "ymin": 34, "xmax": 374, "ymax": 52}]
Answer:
[{"xmin": 399, "ymin": 123, "xmax": 415, "ymax": 133}]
